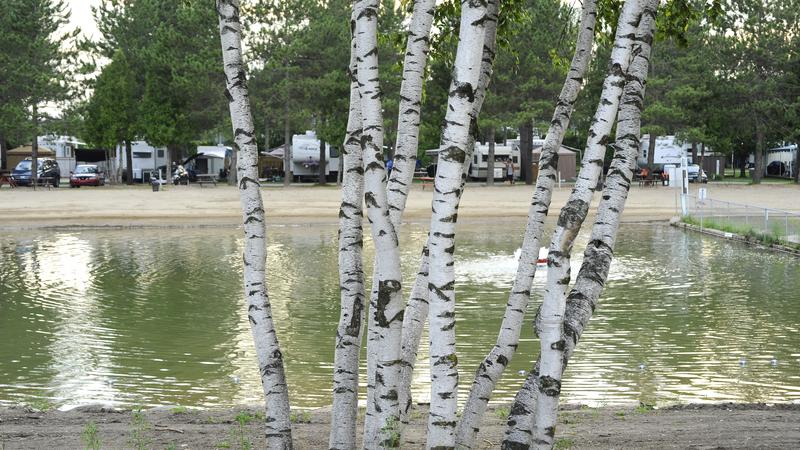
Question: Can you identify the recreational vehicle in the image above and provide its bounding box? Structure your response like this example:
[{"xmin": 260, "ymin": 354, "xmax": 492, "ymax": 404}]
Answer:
[
  {"xmin": 291, "ymin": 131, "xmax": 340, "ymax": 181},
  {"xmin": 468, "ymin": 141, "xmax": 520, "ymax": 180},
  {"xmin": 195, "ymin": 145, "xmax": 232, "ymax": 177},
  {"xmin": 766, "ymin": 144, "xmax": 797, "ymax": 178},
  {"xmin": 116, "ymin": 141, "xmax": 168, "ymax": 182}
]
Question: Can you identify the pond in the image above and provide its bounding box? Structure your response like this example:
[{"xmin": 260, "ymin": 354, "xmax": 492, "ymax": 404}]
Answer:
[{"xmin": 1, "ymin": 223, "xmax": 799, "ymax": 410}]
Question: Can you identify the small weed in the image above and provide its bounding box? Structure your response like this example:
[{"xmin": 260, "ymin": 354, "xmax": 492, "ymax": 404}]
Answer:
[
  {"xmin": 253, "ymin": 411, "xmax": 265, "ymax": 421},
  {"xmin": 409, "ymin": 409, "xmax": 424, "ymax": 420},
  {"xmin": 216, "ymin": 441, "xmax": 231, "ymax": 449},
  {"xmin": 231, "ymin": 411, "xmax": 253, "ymax": 450},
  {"xmin": 170, "ymin": 405, "xmax": 189, "ymax": 414},
  {"xmin": 165, "ymin": 443, "xmax": 177, "ymax": 450},
  {"xmin": 554, "ymin": 438, "xmax": 574, "ymax": 449},
  {"xmin": 290, "ymin": 411, "xmax": 312, "ymax": 424},
  {"xmin": 614, "ymin": 411, "xmax": 626, "ymax": 419},
  {"xmin": 494, "ymin": 407, "xmax": 510, "ymax": 419},
  {"xmin": 234, "ymin": 411, "xmax": 254, "ymax": 425},
  {"xmin": 81, "ymin": 421, "xmax": 101, "ymax": 450},
  {"xmin": 635, "ymin": 402, "xmax": 655, "ymax": 414},
  {"xmin": 129, "ymin": 407, "xmax": 152, "ymax": 450},
  {"xmin": 379, "ymin": 416, "xmax": 401, "ymax": 448}
]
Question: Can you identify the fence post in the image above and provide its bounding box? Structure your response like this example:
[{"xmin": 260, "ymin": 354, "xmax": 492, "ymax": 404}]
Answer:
[
  {"xmin": 786, "ymin": 214, "xmax": 789, "ymax": 240},
  {"xmin": 764, "ymin": 208, "xmax": 769, "ymax": 234}
]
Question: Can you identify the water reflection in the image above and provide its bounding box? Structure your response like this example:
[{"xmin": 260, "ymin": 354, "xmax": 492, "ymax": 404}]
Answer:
[{"xmin": 0, "ymin": 223, "xmax": 799, "ymax": 409}]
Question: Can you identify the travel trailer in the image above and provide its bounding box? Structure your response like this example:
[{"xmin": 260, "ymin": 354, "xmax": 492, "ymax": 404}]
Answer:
[
  {"xmin": 116, "ymin": 141, "xmax": 168, "ymax": 182},
  {"xmin": 765, "ymin": 144, "xmax": 797, "ymax": 178},
  {"xmin": 194, "ymin": 145, "xmax": 232, "ymax": 177},
  {"xmin": 291, "ymin": 131, "xmax": 340, "ymax": 181},
  {"xmin": 468, "ymin": 141, "xmax": 521, "ymax": 180},
  {"xmin": 37, "ymin": 135, "xmax": 85, "ymax": 177}
]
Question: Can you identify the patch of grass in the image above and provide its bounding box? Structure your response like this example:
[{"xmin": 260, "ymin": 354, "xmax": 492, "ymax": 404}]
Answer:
[
  {"xmin": 27, "ymin": 398, "xmax": 55, "ymax": 411},
  {"xmin": 682, "ymin": 215, "xmax": 800, "ymax": 250},
  {"xmin": 165, "ymin": 443, "xmax": 177, "ymax": 450},
  {"xmin": 635, "ymin": 402, "xmax": 656, "ymax": 414},
  {"xmin": 554, "ymin": 438, "xmax": 574, "ymax": 449},
  {"xmin": 614, "ymin": 411, "xmax": 626, "ymax": 419},
  {"xmin": 290, "ymin": 411, "xmax": 312, "ymax": 424},
  {"xmin": 494, "ymin": 406, "xmax": 510, "ymax": 420},
  {"xmin": 81, "ymin": 421, "xmax": 101, "ymax": 450},
  {"xmin": 408, "ymin": 409, "xmax": 425, "ymax": 420},
  {"xmin": 215, "ymin": 441, "xmax": 231, "ymax": 449},
  {"xmin": 170, "ymin": 405, "xmax": 189, "ymax": 414}
]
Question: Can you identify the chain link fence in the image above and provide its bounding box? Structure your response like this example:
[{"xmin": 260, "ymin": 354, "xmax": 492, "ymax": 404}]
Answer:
[{"xmin": 685, "ymin": 194, "xmax": 800, "ymax": 244}]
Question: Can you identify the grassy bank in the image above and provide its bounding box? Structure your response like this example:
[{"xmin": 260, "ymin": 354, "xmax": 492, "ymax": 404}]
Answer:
[{"xmin": 680, "ymin": 215, "xmax": 800, "ymax": 252}]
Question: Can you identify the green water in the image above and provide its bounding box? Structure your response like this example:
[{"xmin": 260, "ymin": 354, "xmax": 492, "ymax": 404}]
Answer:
[{"xmin": 1, "ymin": 223, "xmax": 799, "ymax": 409}]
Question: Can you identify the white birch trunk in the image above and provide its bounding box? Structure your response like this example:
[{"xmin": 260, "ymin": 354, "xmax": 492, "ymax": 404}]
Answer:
[
  {"xmin": 532, "ymin": 1, "xmax": 644, "ymax": 448},
  {"xmin": 386, "ymin": 0, "xmax": 436, "ymax": 226},
  {"xmin": 396, "ymin": 3, "xmax": 499, "ymax": 435},
  {"xmin": 355, "ymin": 1, "xmax": 406, "ymax": 447},
  {"xmin": 425, "ymin": 1, "xmax": 488, "ymax": 447},
  {"xmin": 217, "ymin": 2, "xmax": 293, "ymax": 448},
  {"xmin": 456, "ymin": 2, "xmax": 598, "ymax": 448},
  {"xmin": 329, "ymin": 11, "xmax": 366, "ymax": 449}
]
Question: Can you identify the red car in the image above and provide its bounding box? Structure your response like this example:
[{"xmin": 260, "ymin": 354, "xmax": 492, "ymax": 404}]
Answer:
[{"xmin": 69, "ymin": 165, "xmax": 105, "ymax": 187}]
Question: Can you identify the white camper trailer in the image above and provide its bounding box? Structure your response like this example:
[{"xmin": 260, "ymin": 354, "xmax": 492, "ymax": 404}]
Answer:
[
  {"xmin": 291, "ymin": 131, "xmax": 340, "ymax": 181},
  {"xmin": 116, "ymin": 141, "xmax": 168, "ymax": 182},
  {"xmin": 468, "ymin": 141, "xmax": 521, "ymax": 180},
  {"xmin": 638, "ymin": 135, "xmax": 694, "ymax": 166},
  {"xmin": 195, "ymin": 145, "xmax": 231, "ymax": 177}
]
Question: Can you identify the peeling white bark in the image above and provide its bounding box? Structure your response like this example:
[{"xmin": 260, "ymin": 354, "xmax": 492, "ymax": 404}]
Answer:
[
  {"xmin": 387, "ymin": 0, "xmax": 436, "ymax": 226},
  {"xmin": 531, "ymin": 1, "xmax": 644, "ymax": 446},
  {"xmin": 354, "ymin": 1, "xmax": 406, "ymax": 447},
  {"xmin": 456, "ymin": 2, "xmax": 598, "ymax": 448},
  {"xmin": 425, "ymin": 0, "xmax": 488, "ymax": 447},
  {"xmin": 329, "ymin": 10, "xmax": 366, "ymax": 450},
  {"xmin": 217, "ymin": 1, "xmax": 293, "ymax": 448}
]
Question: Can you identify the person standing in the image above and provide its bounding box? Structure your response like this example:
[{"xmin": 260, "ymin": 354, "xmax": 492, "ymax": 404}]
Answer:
[{"xmin": 505, "ymin": 158, "xmax": 515, "ymax": 185}]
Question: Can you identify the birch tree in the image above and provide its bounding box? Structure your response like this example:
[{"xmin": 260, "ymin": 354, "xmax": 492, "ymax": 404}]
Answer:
[
  {"xmin": 217, "ymin": 1, "xmax": 293, "ymax": 448},
  {"xmin": 329, "ymin": 10, "xmax": 366, "ymax": 449},
  {"xmin": 455, "ymin": 2, "xmax": 599, "ymax": 448},
  {"xmin": 531, "ymin": 1, "xmax": 646, "ymax": 446},
  {"xmin": 353, "ymin": 1, "xmax": 408, "ymax": 446},
  {"xmin": 424, "ymin": 0, "xmax": 488, "ymax": 446},
  {"xmin": 501, "ymin": 2, "xmax": 659, "ymax": 448}
]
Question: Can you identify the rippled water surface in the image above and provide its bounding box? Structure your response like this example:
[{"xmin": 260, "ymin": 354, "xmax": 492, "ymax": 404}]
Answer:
[{"xmin": 1, "ymin": 223, "xmax": 799, "ymax": 409}]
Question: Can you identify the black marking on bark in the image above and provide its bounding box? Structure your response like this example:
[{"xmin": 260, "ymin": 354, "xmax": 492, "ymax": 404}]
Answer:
[
  {"xmin": 556, "ymin": 199, "xmax": 590, "ymax": 229},
  {"xmin": 538, "ymin": 375, "xmax": 561, "ymax": 397},
  {"xmin": 375, "ymin": 279, "xmax": 402, "ymax": 327},
  {"xmin": 428, "ymin": 281, "xmax": 454, "ymax": 301}
]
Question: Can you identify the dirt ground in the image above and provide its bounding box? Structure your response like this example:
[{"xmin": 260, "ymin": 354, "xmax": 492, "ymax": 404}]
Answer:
[
  {"xmin": 1, "ymin": 403, "xmax": 799, "ymax": 449},
  {"xmin": 0, "ymin": 182, "xmax": 798, "ymax": 229}
]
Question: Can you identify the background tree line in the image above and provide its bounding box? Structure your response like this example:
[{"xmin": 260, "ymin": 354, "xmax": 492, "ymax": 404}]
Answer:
[{"xmin": 0, "ymin": 0, "xmax": 798, "ymax": 184}]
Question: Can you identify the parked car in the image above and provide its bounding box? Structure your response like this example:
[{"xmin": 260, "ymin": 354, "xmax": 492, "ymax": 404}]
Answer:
[
  {"xmin": 69, "ymin": 164, "xmax": 105, "ymax": 187},
  {"xmin": 11, "ymin": 158, "xmax": 60, "ymax": 187},
  {"xmin": 687, "ymin": 164, "xmax": 708, "ymax": 183}
]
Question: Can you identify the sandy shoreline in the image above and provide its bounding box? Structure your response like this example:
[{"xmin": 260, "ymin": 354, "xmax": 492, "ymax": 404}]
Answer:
[
  {"xmin": 1, "ymin": 183, "xmax": 798, "ymax": 229},
  {"xmin": 1, "ymin": 403, "xmax": 799, "ymax": 449}
]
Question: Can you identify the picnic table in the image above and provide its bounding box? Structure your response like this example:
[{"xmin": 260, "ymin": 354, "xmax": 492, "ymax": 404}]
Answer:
[
  {"xmin": 0, "ymin": 172, "xmax": 16, "ymax": 188},
  {"xmin": 195, "ymin": 173, "xmax": 217, "ymax": 187}
]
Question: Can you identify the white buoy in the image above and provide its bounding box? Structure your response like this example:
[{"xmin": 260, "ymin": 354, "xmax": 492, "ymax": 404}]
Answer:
[{"xmin": 739, "ymin": 358, "xmax": 747, "ymax": 367}]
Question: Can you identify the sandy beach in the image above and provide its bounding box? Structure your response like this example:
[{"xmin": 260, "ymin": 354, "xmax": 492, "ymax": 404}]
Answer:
[{"xmin": 1, "ymin": 182, "xmax": 798, "ymax": 229}]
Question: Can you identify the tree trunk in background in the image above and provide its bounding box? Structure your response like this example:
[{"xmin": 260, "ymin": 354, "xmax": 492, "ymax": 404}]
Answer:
[
  {"xmin": 329, "ymin": 17, "xmax": 366, "ymax": 446},
  {"xmin": 794, "ymin": 144, "xmax": 799, "ymax": 183},
  {"xmin": 691, "ymin": 142, "xmax": 697, "ymax": 164},
  {"xmin": 424, "ymin": 0, "xmax": 487, "ymax": 446},
  {"xmin": 354, "ymin": 1, "xmax": 406, "ymax": 447},
  {"xmin": 0, "ymin": 133, "xmax": 6, "ymax": 170},
  {"xmin": 217, "ymin": 2, "xmax": 294, "ymax": 448},
  {"xmin": 520, "ymin": 122, "xmax": 533, "ymax": 184},
  {"xmin": 487, "ymin": 127, "xmax": 495, "ymax": 185},
  {"xmin": 386, "ymin": 0, "xmax": 436, "ymax": 225},
  {"xmin": 754, "ymin": 122, "xmax": 764, "ymax": 184},
  {"xmin": 125, "ymin": 140, "xmax": 134, "ymax": 185},
  {"xmin": 456, "ymin": 2, "xmax": 598, "ymax": 448},
  {"xmin": 647, "ymin": 132, "xmax": 656, "ymax": 168},
  {"xmin": 319, "ymin": 137, "xmax": 327, "ymax": 185},
  {"xmin": 284, "ymin": 105, "xmax": 292, "ymax": 186},
  {"xmin": 31, "ymin": 105, "xmax": 38, "ymax": 190}
]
